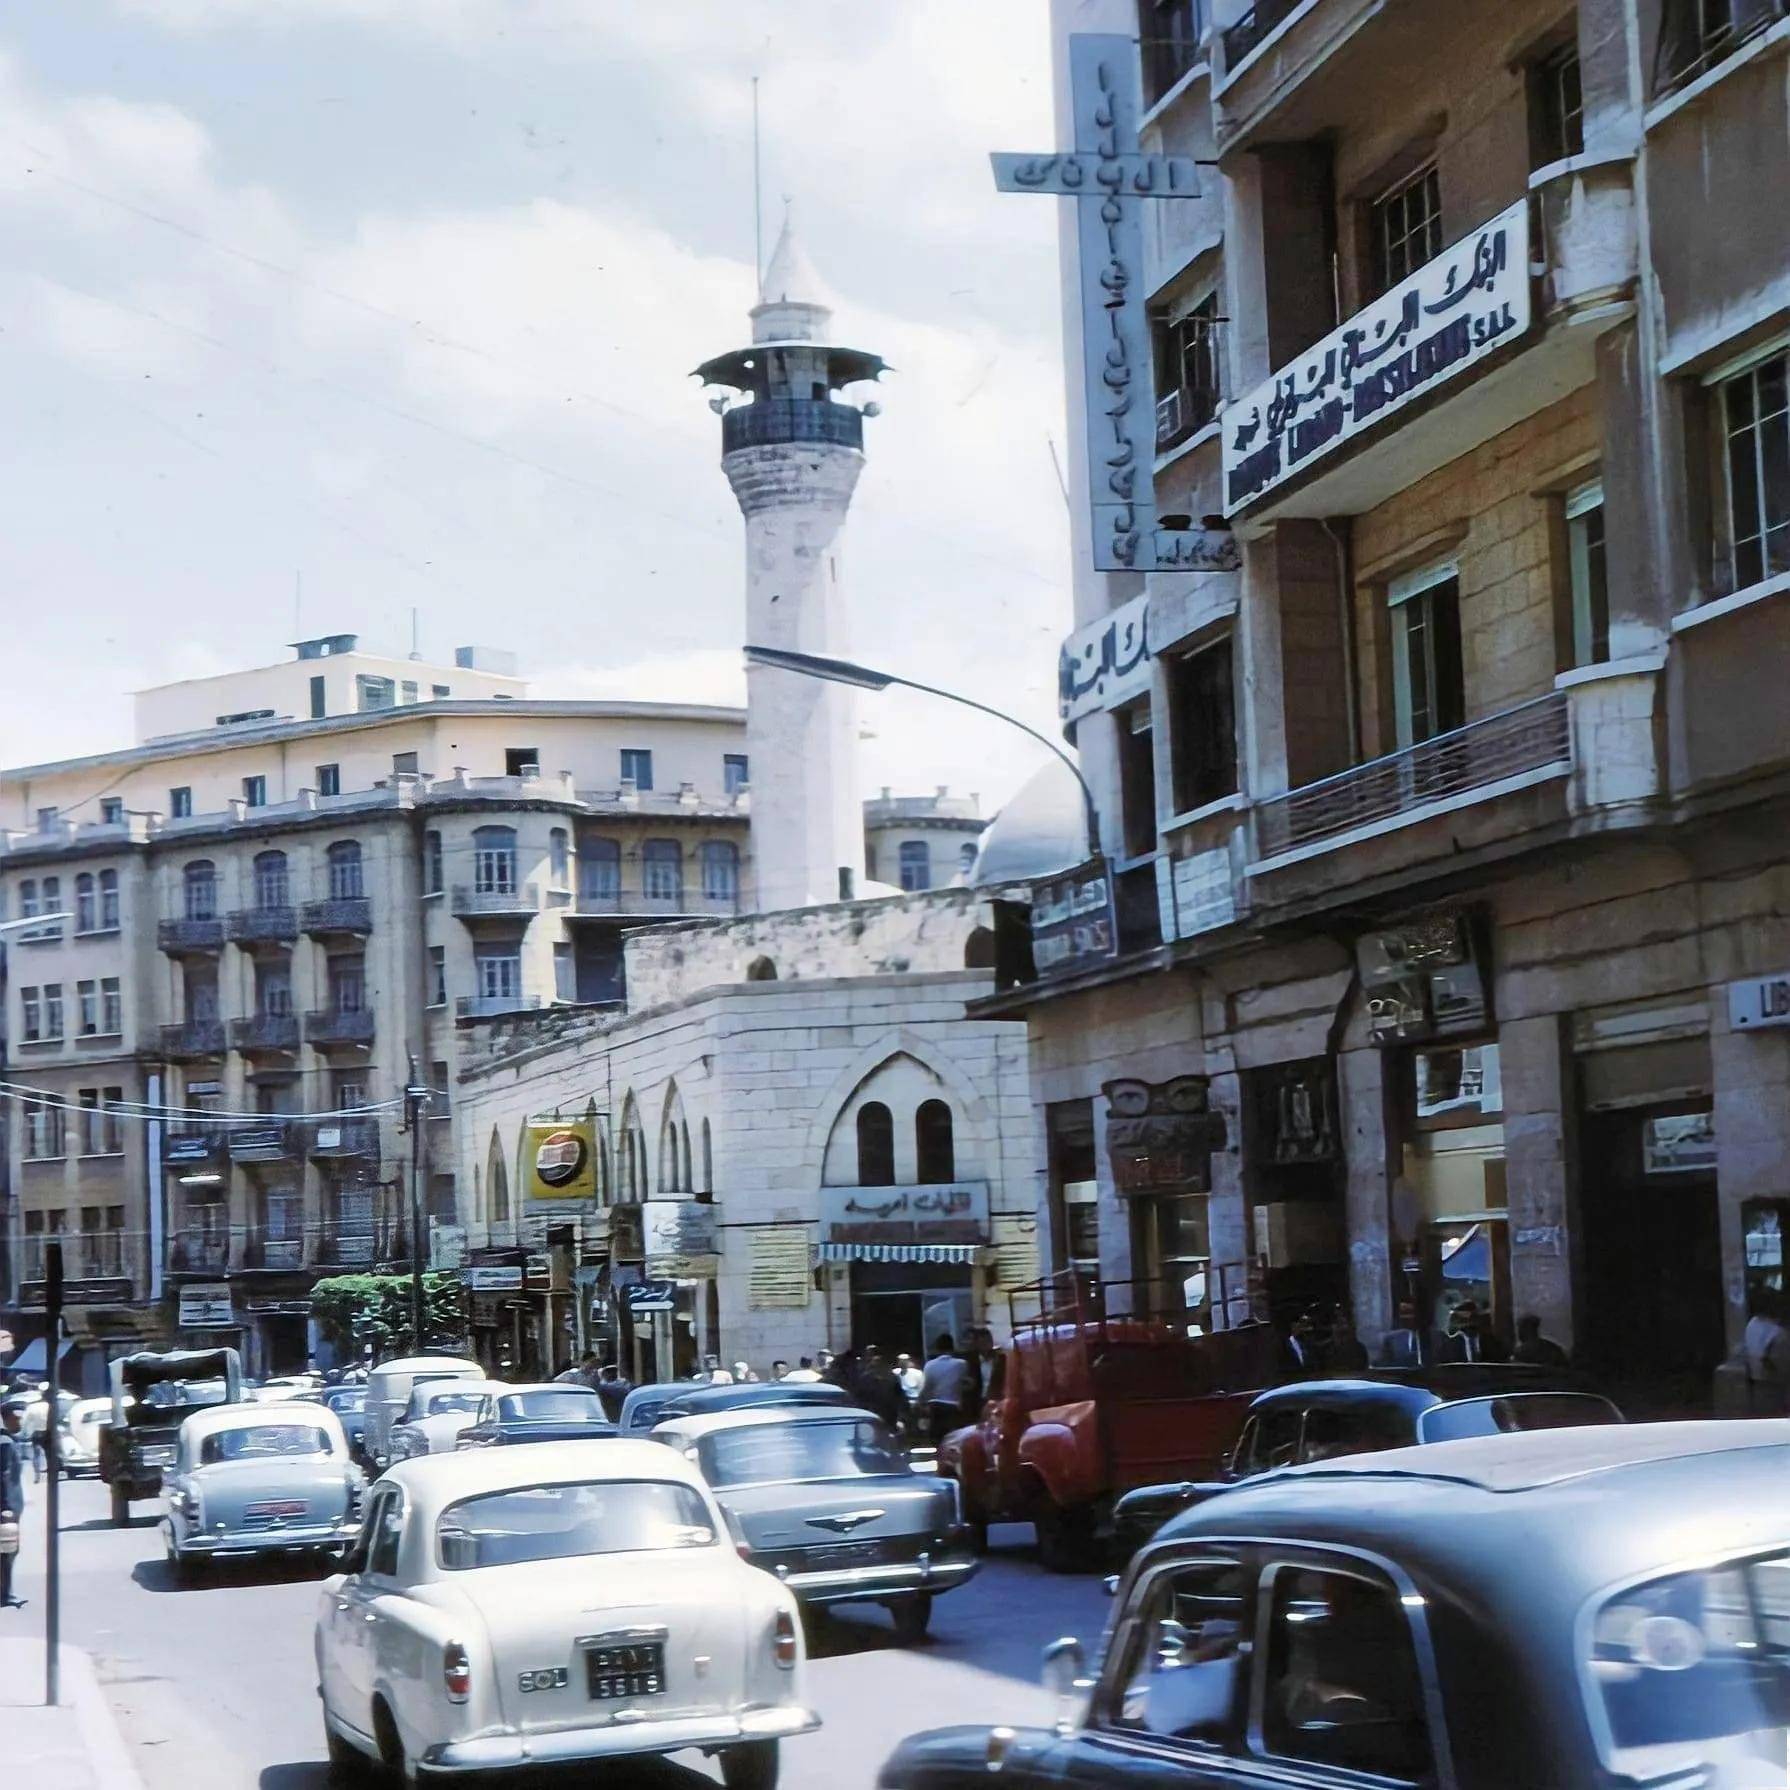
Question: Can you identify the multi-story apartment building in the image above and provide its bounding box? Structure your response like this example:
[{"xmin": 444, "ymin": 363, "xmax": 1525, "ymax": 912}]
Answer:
[
  {"xmin": 983, "ymin": 0, "xmax": 1790, "ymax": 1409},
  {"xmin": 862, "ymin": 787, "xmax": 988, "ymax": 891}
]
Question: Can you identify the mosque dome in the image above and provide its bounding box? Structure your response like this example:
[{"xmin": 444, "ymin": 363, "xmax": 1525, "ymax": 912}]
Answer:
[{"xmin": 966, "ymin": 762, "xmax": 1089, "ymax": 887}]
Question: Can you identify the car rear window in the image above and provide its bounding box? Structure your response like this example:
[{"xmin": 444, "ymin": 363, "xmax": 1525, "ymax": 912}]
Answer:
[
  {"xmin": 200, "ymin": 1424, "xmax": 332, "ymax": 1464},
  {"xmin": 1587, "ymin": 1550, "xmax": 1790, "ymax": 1781},
  {"xmin": 1415, "ymin": 1392, "xmax": 1620, "ymax": 1444},
  {"xmin": 498, "ymin": 1391, "xmax": 608, "ymax": 1422},
  {"xmin": 698, "ymin": 1417, "xmax": 907, "ymax": 1488},
  {"xmin": 416, "ymin": 1390, "xmax": 485, "ymax": 1417},
  {"xmin": 437, "ymin": 1480, "xmax": 716, "ymax": 1569}
]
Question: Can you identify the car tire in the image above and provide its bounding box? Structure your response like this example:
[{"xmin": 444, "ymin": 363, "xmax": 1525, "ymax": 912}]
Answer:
[
  {"xmin": 967, "ymin": 1516, "xmax": 990, "ymax": 1555},
  {"xmin": 890, "ymin": 1593, "xmax": 933, "ymax": 1643},
  {"xmin": 720, "ymin": 1739, "xmax": 779, "ymax": 1790},
  {"xmin": 325, "ymin": 1723, "xmax": 369, "ymax": 1783}
]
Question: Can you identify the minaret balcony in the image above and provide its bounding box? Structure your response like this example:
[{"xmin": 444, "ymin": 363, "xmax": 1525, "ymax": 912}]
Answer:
[{"xmin": 723, "ymin": 397, "xmax": 863, "ymax": 454}]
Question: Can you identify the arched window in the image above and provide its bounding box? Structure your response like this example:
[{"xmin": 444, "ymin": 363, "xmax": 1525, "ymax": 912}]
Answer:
[
  {"xmin": 98, "ymin": 869, "xmax": 119, "ymax": 929},
  {"xmin": 252, "ymin": 849, "xmax": 289, "ymax": 910},
  {"xmin": 326, "ymin": 839, "xmax": 363, "ymax": 900},
  {"xmin": 701, "ymin": 840, "xmax": 740, "ymax": 905},
  {"xmin": 74, "ymin": 873, "xmax": 95, "ymax": 933},
  {"xmin": 487, "ymin": 1131, "xmax": 510, "ymax": 1225},
  {"xmin": 581, "ymin": 836, "xmax": 621, "ymax": 904},
  {"xmin": 964, "ymin": 926, "xmax": 996, "ymax": 970},
  {"xmin": 898, "ymin": 840, "xmax": 932, "ymax": 891},
  {"xmin": 642, "ymin": 839, "xmax": 683, "ymax": 902},
  {"xmin": 746, "ymin": 956, "xmax": 778, "ymax": 982},
  {"xmin": 548, "ymin": 827, "xmax": 569, "ymax": 887},
  {"xmin": 916, "ymin": 1099, "xmax": 956, "ymax": 1184},
  {"xmin": 857, "ymin": 1102, "xmax": 895, "ymax": 1185},
  {"xmin": 472, "ymin": 825, "xmax": 517, "ymax": 895},
  {"xmin": 183, "ymin": 860, "xmax": 216, "ymax": 921}
]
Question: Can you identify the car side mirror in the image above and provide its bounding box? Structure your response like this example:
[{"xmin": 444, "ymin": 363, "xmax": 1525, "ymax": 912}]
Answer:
[{"xmin": 1041, "ymin": 1636, "xmax": 1087, "ymax": 1735}]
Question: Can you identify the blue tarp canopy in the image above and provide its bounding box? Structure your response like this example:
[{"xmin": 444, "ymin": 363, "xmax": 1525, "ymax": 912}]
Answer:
[
  {"xmin": 1440, "ymin": 1224, "xmax": 1492, "ymax": 1285},
  {"xmin": 6, "ymin": 1336, "xmax": 75, "ymax": 1376}
]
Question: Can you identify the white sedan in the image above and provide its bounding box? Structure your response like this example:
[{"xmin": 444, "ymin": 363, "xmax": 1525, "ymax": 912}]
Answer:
[
  {"xmin": 314, "ymin": 1439, "xmax": 818, "ymax": 1786},
  {"xmin": 386, "ymin": 1380, "xmax": 505, "ymax": 1464}
]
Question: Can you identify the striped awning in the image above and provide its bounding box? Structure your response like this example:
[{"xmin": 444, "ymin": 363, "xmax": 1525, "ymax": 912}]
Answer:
[{"xmin": 818, "ymin": 1242, "xmax": 982, "ymax": 1266}]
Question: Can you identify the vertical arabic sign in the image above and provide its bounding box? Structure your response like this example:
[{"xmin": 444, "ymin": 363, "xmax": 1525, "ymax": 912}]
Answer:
[{"xmin": 1223, "ymin": 199, "xmax": 1531, "ymax": 513}]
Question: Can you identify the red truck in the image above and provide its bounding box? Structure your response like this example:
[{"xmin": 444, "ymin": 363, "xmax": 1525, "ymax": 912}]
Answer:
[{"xmin": 938, "ymin": 1268, "xmax": 1277, "ymax": 1568}]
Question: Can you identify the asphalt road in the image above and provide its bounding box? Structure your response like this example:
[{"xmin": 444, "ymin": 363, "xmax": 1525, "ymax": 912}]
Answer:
[{"xmin": 5, "ymin": 1473, "xmax": 1108, "ymax": 1789}]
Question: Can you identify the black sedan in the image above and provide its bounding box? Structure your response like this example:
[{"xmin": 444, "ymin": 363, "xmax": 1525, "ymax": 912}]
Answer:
[
  {"xmin": 1113, "ymin": 1373, "xmax": 1620, "ymax": 1557},
  {"xmin": 881, "ymin": 1420, "xmax": 1790, "ymax": 1789},
  {"xmin": 454, "ymin": 1384, "xmax": 617, "ymax": 1448}
]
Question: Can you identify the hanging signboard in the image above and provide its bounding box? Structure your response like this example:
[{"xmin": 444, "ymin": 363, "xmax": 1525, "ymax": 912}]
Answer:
[
  {"xmin": 460, "ymin": 1265, "xmax": 524, "ymax": 1293},
  {"xmin": 524, "ymin": 1119, "xmax": 598, "ymax": 1201},
  {"xmin": 622, "ymin": 1281, "xmax": 676, "ymax": 1317},
  {"xmin": 644, "ymin": 1201, "xmax": 721, "ymax": 1279},
  {"xmin": 748, "ymin": 1228, "xmax": 813, "ymax": 1311},
  {"xmin": 177, "ymin": 1284, "xmax": 235, "ymax": 1328},
  {"xmin": 1730, "ymin": 973, "xmax": 1790, "ymax": 1031},
  {"xmin": 1031, "ymin": 859, "xmax": 1117, "ymax": 978},
  {"xmin": 1223, "ymin": 198, "xmax": 1531, "ymax": 514},
  {"xmin": 1058, "ymin": 593, "xmax": 1151, "ymax": 726}
]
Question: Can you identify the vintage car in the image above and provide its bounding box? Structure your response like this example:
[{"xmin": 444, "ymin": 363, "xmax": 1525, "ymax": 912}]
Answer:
[
  {"xmin": 58, "ymin": 1394, "xmax": 123, "ymax": 1478},
  {"xmin": 1113, "ymin": 1376, "xmax": 1622, "ymax": 1557},
  {"xmin": 315, "ymin": 1384, "xmax": 371, "ymax": 1463},
  {"xmin": 879, "ymin": 1421, "xmax": 1790, "ymax": 1790},
  {"xmin": 314, "ymin": 1438, "xmax": 818, "ymax": 1786},
  {"xmin": 388, "ymin": 1380, "xmax": 506, "ymax": 1463},
  {"xmin": 456, "ymin": 1384, "xmax": 617, "ymax": 1449},
  {"xmin": 652, "ymin": 1381, "xmax": 858, "ymax": 1424},
  {"xmin": 363, "ymin": 1355, "xmax": 485, "ymax": 1470},
  {"xmin": 657, "ymin": 1405, "xmax": 975, "ymax": 1641},
  {"xmin": 101, "ymin": 1346, "xmax": 242, "ymax": 1524},
  {"xmin": 162, "ymin": 1401, "xmax": 365, "ymax": 1578},
  {"xmin": 619, "ymin": 1380, "xmax": 697, "ymax": 1435}
]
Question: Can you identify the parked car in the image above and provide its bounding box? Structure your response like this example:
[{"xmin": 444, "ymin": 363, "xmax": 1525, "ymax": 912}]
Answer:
[
  {"xmin": 457, "ymin": 1384, "xmax": 616, "ymax": 1449},
  {"xmin": 880, "ymin": 1420, "xmax": 1790, "ymax": 1790},
  {"xmin": 58, "ymin": 1394, "xmax": 123, "ymax": 1478},
  {"xmin": 315, "ymin": 1439, "xmax": 819, "ymax": 1786},
  {"xmin": 162, "ymin": 1401, "xmax": 364, "ymax": 1580},
  {"xmin": 652, "ymin": 1381, "xmax": 858, "ymax": 1423},
  {"xmin": 657, "ymin": 1405, "xmax": 975, "ymax": 1641},
  {"xmin": 313, "ymin": 1385, "xmax": 370, "ymax": 1463},
  {"xmin": 388, "ymin": 1380, "xmax": 505, "ymax": 1463},
  {"xmin": 100, "ymin": 1347, "xmax": 243, "ymax": 1525},
  {"xmin": 1113, "ymin": 1375, "xmax": 1623, "ymax": 1557},
  {"xmin": 363, "ymin": 1355, "xmax": 484, "ymax": 1470},
  {"xmin": 618, "ymin": 1380, "xmax": 696, "ymax": 1436},
  {"xmin": 939, "ymin": 1270, "xmax": 1277, "ymax": 1568}
]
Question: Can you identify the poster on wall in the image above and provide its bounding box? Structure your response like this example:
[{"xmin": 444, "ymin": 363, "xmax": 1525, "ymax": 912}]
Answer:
[
  {"xmin": 644, "ymin": 1201, "xmax": 721, "ymax": 1279},
  {"xmin": 747, "ymin": 1228, "xmax": 813, "ymax": 1310},
  {"xmin": 524, "ymin": 1118, "xmax": 598, "ymax": 1201}
]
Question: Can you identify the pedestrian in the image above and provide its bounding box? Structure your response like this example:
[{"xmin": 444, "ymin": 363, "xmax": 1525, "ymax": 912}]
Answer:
[
  {"xmin": 731, "ymin": 1360, "xmax": 759, "ymax": 1385},
  {"xmin": 858, "ymin": 1348, "xmax": 911, "ymax": 1432},
  {"xmin": 556, "ymin": 1352, "xmax": 598, "ymax": 1386},
  {"xmin": 20, "ymin": 1387, "xmax": 48, "ymax": 1484},
  {"xmin": 1376, "ymin": 1300, "xmax": 1429, "ymax": 1368},
  {"xmin": 1327, "ymin": 1309, "xmax": 1369, "ymax": 1372},
  {"xmin": 701, "ymin": 1354, "xmax": 734, "ymax": 1386},
  {"xmin": 1512, "ymin": 1313, "xmax": 1568, "ymax": 1367},
  {"xmin": 1283, "ymin": 1307, "xmax": 1329, "ymax": 1377},
  {"xmin": 917, "ymin": 1333, "xmax": 973, "ymax": 1446},
  {"xmin": 1437, "ymin": 1300, "xmax": 1509, "ymax": 1363},
  {"xmin": 594, "ymin": 1363, "xmax": 633, "ymax": 1422},
  {"xmin": 1744, "ymin": 1291, "xmax": 1790, "ymax": 1413},
  {"xmin": 0, "ymin": 1403, "xmax": 26, "ymax": 1610},
  {"xmin": 893, "ymin": 1352, "xmax": 924, "ymax": 1400},
  {"xmin": 783, "ymin": 1356, "xmax": 821, "ymax": 1383}
]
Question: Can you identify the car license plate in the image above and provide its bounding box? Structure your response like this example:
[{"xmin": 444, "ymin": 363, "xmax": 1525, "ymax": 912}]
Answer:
[
  {"xmin": 245, "ymin": 1500, "xmax": 308, "ymax": 1518},
  {"xmin": 584, "ymin": 1640, "xmax": 664, "ymax": 1701},
  {"xmin": 810, "ymin": 1540, "xmax": 880, "ymax": 1567}
]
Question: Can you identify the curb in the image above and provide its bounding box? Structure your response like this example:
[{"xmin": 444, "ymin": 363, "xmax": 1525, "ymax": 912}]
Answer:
[{"xmin": 62, "ymin": 1643, "xmax": 148, "ymax": 1790}]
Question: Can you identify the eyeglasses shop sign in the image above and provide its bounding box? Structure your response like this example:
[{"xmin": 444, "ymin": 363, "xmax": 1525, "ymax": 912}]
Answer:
[{"xmin": 1223, "ymin": 198, "xmax": 1531, "ymax": 513}]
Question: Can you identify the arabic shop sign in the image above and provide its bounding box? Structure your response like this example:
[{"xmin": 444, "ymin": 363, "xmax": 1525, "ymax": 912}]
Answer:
[
  {"xmin": 1223, "ymin": 199, "xmax": 1531, "ymax": 514},
  {"xmin": 1060, "ymin": 593, "xmax": 1150, "ymax": 725},
  {"xmin": 643, "ymin": 1200, "xmax": 721, "ymax": 1280},
  {"xmin": 821, "ymin": 1182, "xmax": 990, "ymax": 1247},
  {"xmin": 1031, "ymin": 858, "xmax": 1117, "ymax": 979},
  {"xmin": 1104, "ymin": 1076, "xmax": 1227, "ymax": 1196}
]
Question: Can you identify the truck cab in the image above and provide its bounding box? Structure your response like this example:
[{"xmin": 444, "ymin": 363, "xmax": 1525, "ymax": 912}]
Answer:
[{"xmin": 99, "ymin": 1346, "xmax": 242, "ymax": 1525}]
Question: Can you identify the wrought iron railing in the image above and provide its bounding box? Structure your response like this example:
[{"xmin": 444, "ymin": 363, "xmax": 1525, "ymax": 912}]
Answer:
[
  {"xmin": 307, "ymin": 1116, "xmax": 380, "ymax": 1158},
  {"xmin": 1253, "ymin": 691, "xmax": 1572, "ymax": 861},
  {"xmin": 300, "ymin": 894, "xmax": 373, "ymax": 935},
  {"xmin": 451, "ymin": 882, "xmax": 541, "ymax": 917},
  {"xmin": 304, "ymin": 1007, "xmax": 376, "ymax": 1046},
  {"xmin": 227, "ymin": 905, "xmax": 298, "ymax": 943},
  {"xmin": 157, "ymin": 915, "xmax": 225, "ymax": 953},
  {"xmin": 161, "ymin": 1018, "xmax": 227, "ymax": 1059},
  {"xmin": 723, "ymin": 398, "xmax": 864, "ymax": 453},
  {"xmin": 230, "ymin": 1012, "xmax": 301, "ymax": 1052},
  {"xmin": 168, "ymin": 1231, "xmax": 229, "ymax": 1274}
]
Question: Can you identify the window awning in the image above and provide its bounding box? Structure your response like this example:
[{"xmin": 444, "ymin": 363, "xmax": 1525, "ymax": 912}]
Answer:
[
  {"xmin": 817, "ymin": 1242, "xmax": 982, "ymax": 1266},
  {"xmin": 6, "ymin": 1336, "xmax": 76, "ymax": 1376}
]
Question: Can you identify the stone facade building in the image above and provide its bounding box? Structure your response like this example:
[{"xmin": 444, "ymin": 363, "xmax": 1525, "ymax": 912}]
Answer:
[
  {"xmin": 980, "ymin": 0, "xmax": 1790, "ymax": 1409},
  {"xmin": 863, "ymin": 788, "xmax": 989, "ymax": 893}
]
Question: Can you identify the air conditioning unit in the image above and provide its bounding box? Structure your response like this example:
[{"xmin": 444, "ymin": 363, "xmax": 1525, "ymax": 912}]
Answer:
[{"xmin": 1155, "ymin": 387, "xmax": 1186, "ymax": 449}]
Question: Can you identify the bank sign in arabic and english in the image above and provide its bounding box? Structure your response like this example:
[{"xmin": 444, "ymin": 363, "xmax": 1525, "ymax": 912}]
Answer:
[{"xmin": 1222, "ymin": 199, "xmax": 1531, "ymax": 513}]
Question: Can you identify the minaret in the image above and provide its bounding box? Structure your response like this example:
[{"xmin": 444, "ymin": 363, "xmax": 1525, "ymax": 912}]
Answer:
[{"xmin": 695, "ymin": 212, "xmax": 885, "ymax": 912}]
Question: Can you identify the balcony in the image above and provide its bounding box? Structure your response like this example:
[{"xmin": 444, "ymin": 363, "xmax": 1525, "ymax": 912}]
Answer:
[
  {"xmin": 308, "ymin": 1116, "xmax": 380, "ymax": 1159},
  {"xmin": 318, "ymin": 1230, "xmax": 376, "ymax": 1267},
  {"xmin": 300, "ymin": 894, "xmax": 373, "ymax": 937},
  {"xmin": 242, "ymin": 1231, "xmax": 304, "ymax": 1271},
  {"xmin": 451, "ymin": 882, "xmax": 541, "ymax": 921},
  {"xmin": 1219, "ymin": 0, "xmax": 1301, "ymax": 76},
  {"xmin": 572, "ymin": 887, "xmax": 741, "ymax": 920},
  {"xmin": 167, "ymin": 1230, "xmax": 229, "ymax": 1276},
  {"xmin": 227, "ymin": 1122, "xmax": 294, "ymax": 1162},
  {"xmin": 163, "ymin": 1125, "xmax": 227, "ymax": 1165},
  {"xmin": 304, "ymin": 1007, "xmax": 376, "ymax": 1047},
  {"xmin": 1253, "ymin": 691, "xmax": 1573, "ymax": 868},
  {"xmin": 230, "ymin": 1012, "xmax": 300, "ymax": 1054},
  {"xmin": 455, "ymin": 994, "xmax": 545, "ymax": 1020},
  {"xmin": 158, "ymin": 915, "xmax": 225, "ymax": 954},
  {"xmin": 160, "ymin": 1017, "xmax": 227, "ymax": 1061},
  {"xmin": 227, "ymin": 905, "xmax": 298, "ymax": 945},
  {"xmin": 722, "ymin": 397, "xmax": 864, "ymax": 454}
]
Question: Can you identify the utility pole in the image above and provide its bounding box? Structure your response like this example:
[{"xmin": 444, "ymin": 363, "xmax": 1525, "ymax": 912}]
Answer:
[
  {"xmin": 44, "ymin": 1238, "xmax": 62, "ymax": 1706},
  {"xmin": 405, "ymin": 1054, "xmax": 429, "ymax": 1351}
]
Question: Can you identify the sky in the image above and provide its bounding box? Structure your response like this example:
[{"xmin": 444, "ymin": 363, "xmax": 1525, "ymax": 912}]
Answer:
[{"xmin": 0, "ymin": 0, "xmax": 1071, "ymax": 819}]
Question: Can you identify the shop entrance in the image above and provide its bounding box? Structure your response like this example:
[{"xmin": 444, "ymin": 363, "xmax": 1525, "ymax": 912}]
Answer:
[
  {"xmin": 848, "ymin": 1261, "xmax": 974, "ymax": 1358},
  {"xmin": 1578, "ymin": 1101, "xmax": 1722, "ymax": 1411}
]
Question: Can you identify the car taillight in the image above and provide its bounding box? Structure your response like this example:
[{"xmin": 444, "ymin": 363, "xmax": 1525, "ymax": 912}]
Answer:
[
  {"xmin": 443, "ymin": 1641, "xmax": 471, "ymax": 1703},
  {"xmin": 772, "ymin": 1607, "xmax": 798, "ymax": 1669}
]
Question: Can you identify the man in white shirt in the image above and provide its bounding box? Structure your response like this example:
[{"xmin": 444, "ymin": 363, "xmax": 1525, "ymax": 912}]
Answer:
[
  {"xmin": 894, "ymin": 1352, "xmax": 924, "ymax": 1400},
  {"xmin": 781, "ymin": 1356, "xmax": 822, "ymax": 1383},
  {"xmin": 917, "ymin": 1335, "xmax": 973, "ymax": 1445}
]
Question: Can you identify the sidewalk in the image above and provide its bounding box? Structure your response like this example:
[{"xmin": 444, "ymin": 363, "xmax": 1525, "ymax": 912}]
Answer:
[{"xmin": 0, "ymin": 1636, "xmax": 145, "ymax": 1789}]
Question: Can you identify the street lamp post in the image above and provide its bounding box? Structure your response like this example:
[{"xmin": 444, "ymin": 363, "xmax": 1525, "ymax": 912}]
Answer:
[{"xmin": 742, "ymin": 646, "xmax": 1101, "ymax": 860}]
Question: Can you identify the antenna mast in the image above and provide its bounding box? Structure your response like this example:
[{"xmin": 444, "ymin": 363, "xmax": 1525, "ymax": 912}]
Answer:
[{"xmin": 752, "ymin": 75, "xmax": 764, "ymax": 299}]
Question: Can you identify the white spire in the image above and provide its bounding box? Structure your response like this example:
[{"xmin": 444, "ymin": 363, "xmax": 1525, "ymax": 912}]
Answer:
[{"xmin": 758, "ymin": 201, "xmax": 826, "ymax": 307}]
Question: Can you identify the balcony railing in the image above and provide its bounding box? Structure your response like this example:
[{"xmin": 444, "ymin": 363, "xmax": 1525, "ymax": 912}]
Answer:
[
  {"xmin": 456, "ymin": 994, "xmax": 545, "ymax": 1020},
  {"xmin": 157, "ymin": 915, "xmax": 225, "ymax": 953},
  {"xmin": 1221, "ymin": 0, "xmax": 1300, "ymax": 70},
  {"xmin": 168, "ymin": 1230, "xmax": 229, "ymax": 1275},
  {"xmin": 1253, "ymin": 691, "xmax": 1573, "ymax": 863},
  {"xmin": 164, "ymin": 1124, "xmax": 228, "ymax": 1164},
  {"xmin": 319, "ymin": 1231, "xmax": 376, "ymax": 1267},
  {"xmin": 308, "ymin": 1116, "xmax": 380, "ymax": 1159},
  {"xmin": 242, "ymin": 1231, "xmax": 304, "ymax": 1271},
  {"xmin": 304, "ymin": 1007, "xmax": 376, "ymax": 1046},
  {"xmin": 722, "ymin": 397, "xmax": 865, "ymax": 454},
  {"xmin": 300, "ymin": 894, "xmax": 373, "ymax": 936},
  {"xmin": 574, "ymin": 887, "xmax": 741, "ymax": 918},
  {"xmin": 451, "ymin": 882, "xmax": 541, "ymax": 919},
  {"xmin": 230, "ymin": 1012, "xmax": 300, "ymax": 1053},
  {"xmin": 226, "ymin": 1122, "xmax": 294, "ymax": 1163},
  {"xmin": 161, "ymin": 1018, "xmax": 227, "ymax": 1060},
  {"xmin": 227, "ymin": 905, "xmax": 298, "ymax": 944}
]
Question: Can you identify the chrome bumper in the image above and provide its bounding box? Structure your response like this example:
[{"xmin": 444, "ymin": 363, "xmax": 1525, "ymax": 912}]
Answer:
[
  {"xmin": 776, "ymin": 1552, "xmax": 979, "ymax": 1605},
  {"xmin": 418, "ymin": 1702, "xmax": 820, "ymax": 1770},
  {"xmin": 178, "ymin": 1519, "xmax": 356, "ymax": 1555}
]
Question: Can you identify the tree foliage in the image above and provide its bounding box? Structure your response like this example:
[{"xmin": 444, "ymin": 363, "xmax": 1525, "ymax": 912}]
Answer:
[{"xmin": 310, "ymin": 1272, "xmax": 466, "ymax": 1360}]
